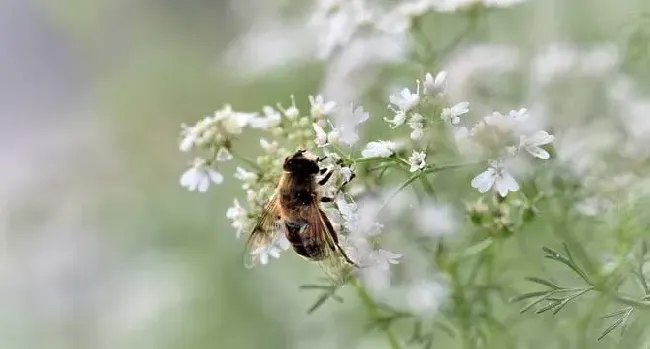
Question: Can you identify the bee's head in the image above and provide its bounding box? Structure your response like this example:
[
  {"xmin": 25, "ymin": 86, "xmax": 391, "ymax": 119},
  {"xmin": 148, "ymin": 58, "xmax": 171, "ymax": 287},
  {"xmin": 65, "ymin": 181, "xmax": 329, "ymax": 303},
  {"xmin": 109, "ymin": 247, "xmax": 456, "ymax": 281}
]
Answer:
[{"xmin": 283, "ymin": 150, "xmax": 319, "ymax": 175}]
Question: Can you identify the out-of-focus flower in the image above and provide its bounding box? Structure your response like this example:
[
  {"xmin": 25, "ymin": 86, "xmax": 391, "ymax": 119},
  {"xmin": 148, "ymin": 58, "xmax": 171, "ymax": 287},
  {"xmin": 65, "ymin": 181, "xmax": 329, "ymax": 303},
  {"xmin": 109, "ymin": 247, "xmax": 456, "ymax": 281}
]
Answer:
[
  {"xmin": 406, "ymin": 279, "xmax": 448, "ymax": 315},
  {"xmin": 441, "ymin": 101, "xmax": 470, "ymax": 125},
  {"xmin": 575, "ymin": 196, "xmax": 613, "ymax": 216},
  {"xmin": 389, "ymin": 82, "xmax": 421, "ymax": 112},
  {"xmin": 415, "ymin": 203, "xmax": 458, "ymax": 237},
  {"xmin": 309, "ymin": 95, "xmax": 337, "ymax": 118},
  {"xmin": 361, "ymin": 140, "xmax": 397, "ymax": 158},
  {"xmin": 408, "ymin": 150, "xmax": 427, "ymax": 172},
  {"xmin": 249, "ymin": 106, "xmax": 282, "ymax": 129},
  {"xmin": 234, "ymin": 167, "xmax": 257, "ymax": 184},
  {"xmin": 259, "ymin": 138, "xmax": 279, "ymax": 153},
  {"xmin": 471, "ymin": 161, "xmax": 519, "ymax": 196},
  {"xmin": 180, "ymin": 158, "xmax": 223, "ymax": 192},
  {"xmin": 423, "ymin": 71, "xmax": 447, "ymax": 96},
  {"xmin": 334, "ymin": 105, "xmax": 371, "ymax": 146},
  {"xmin": 519, "ymin": 130, "xmax": 554, "ymax": 159},
  {"xmin": 226, "ymin": 199, "xmax": 248, "ymax": 238},
  {"xmin": 213, "ymin": 105, "xmax": 254, "ymax": 134}
]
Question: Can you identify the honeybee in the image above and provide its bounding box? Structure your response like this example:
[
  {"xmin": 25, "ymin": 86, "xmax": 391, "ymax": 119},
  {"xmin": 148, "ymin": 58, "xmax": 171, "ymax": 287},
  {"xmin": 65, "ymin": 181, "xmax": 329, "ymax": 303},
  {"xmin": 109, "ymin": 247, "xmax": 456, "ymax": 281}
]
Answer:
[{"xmin": 244, "ymin": 149, "xmax": 357, "ymax": 274}]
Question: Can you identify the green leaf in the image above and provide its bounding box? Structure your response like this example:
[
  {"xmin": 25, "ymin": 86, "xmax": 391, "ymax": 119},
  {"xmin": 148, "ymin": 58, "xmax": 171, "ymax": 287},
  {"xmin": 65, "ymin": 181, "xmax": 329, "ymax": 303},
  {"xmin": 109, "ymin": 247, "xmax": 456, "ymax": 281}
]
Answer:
[
  {"xmin": 598, "ymin": 317, "xmax": 625, "ymax": 341},
  {"xmin": 525, "ymin": 277, "xmax": 560, "ymax": 289},
  {"xmin": 511, "ymin": 291, "xmax": 551, "ymax": 302}
]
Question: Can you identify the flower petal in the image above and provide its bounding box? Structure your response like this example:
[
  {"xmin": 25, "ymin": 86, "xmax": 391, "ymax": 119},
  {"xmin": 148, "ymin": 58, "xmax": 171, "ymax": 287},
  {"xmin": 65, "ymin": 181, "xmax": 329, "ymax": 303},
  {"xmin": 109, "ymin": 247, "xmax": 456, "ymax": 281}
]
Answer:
[
  {"xmin": 495, "ymin": 171, "xmax": 519, "ymax": 197},
  {"xmin": 471, "ymin": 168, "xmax": 496, "ymax": 193}
]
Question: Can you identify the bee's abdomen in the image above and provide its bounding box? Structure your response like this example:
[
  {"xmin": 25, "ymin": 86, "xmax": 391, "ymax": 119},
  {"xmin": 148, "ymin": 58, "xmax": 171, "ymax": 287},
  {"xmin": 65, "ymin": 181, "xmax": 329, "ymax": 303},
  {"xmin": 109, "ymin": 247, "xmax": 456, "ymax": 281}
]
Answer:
[{"xmin": 285, "ymin": 221, "xmax": 325, "ymax": 260}]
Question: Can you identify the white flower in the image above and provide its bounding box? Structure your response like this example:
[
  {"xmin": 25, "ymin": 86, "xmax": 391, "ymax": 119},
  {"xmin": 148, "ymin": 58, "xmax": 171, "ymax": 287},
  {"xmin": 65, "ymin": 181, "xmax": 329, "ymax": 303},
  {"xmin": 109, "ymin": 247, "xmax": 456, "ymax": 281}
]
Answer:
[
  {"xmin": 213, "ymin": 105, "xmax": 253, "ymax": 134},
  {"xmin": 389, "ymin": 81, "xmax": 421, "ymax": 112},
  {"xmin": 423, "ymin": 71, "xmax": 447, "ymax": 96},
  {"xmin": 180, "ymin": 158, "xmax": 224, "ymax": 192},
  {"xmin": 309, "ymin": 95, "xmax": 337, "ymax": 118},
  {"xmin": 250, "ymin": 231, "xmax": 290, "ymax": 265},
  {"xmin": 519, "ymin": 130, "xmax": 554, "ymax": 160},
  {"xmin": 408, "ymin": 113, "xmax": 425, "ymax": 140},
  {"xmin": 369, "ymin": 249, "xmax": 402, "ymax": 270},
  {"xmin": 179, "ymin": 126, "xmax": 198, "ymax": 152},
  {"xmin": 336, "ymin": 105, "xmax": 370, "ymax": 146},
  {"xmin": 249, "ymin": 106, "xmax": 282, "ymax": 128},
  {"xmin": 361, "ymin": 140, "xmax": 396, "ymax": 158},
  {"xmin": 470, "ymin": 161, "xmax": 519, "ymax": 197},
  {"xmin": 313, "ymin": 123, "xmax": 328, "ymax": 146},
  {"xmin": 384, "ymin": 111, "xmax": 407, "ymax": 128},
  {"xmin": 259, "ymin": 138, "xmax": 279, "ymax": 153},
  {"xmin": 416, "ymin": 203, "xmax": 457, "ymax": 237},
  {"xmin": 408, "ymin": 150, "xmax": 427, "ymax": 172},
  {"xmin": 278, "ymin": 95, "xmax": 300, "ymax": 120},
  {"xmin": 406, "ymin": 280, "xmax": 448, "ymax": 315},
  {"xmin": 234, "ymin": 167, "xmax": 257, "ymax": 183},
  {"xmin": 216, "ymin": 148, "xmax": 233, "ymax": 161},
  {"xmin": 440, "ymin": 101, "xmax": 470, "ymax": 125},
  {"xmin": 226, "ymin": 199, "xmax": 248, "ymax": 238}
]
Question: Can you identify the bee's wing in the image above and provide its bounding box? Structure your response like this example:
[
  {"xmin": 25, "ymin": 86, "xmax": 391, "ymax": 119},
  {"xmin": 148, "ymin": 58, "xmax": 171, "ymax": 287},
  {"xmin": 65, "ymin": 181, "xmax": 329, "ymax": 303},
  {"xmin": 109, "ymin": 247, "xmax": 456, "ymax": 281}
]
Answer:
[
  {"xmin": 303, "ymin": 204, "xmax": 357, "ymax": 284},
  {"xmin": 243, "ymin": 193, "xmax": 282, "ymax": 269}
]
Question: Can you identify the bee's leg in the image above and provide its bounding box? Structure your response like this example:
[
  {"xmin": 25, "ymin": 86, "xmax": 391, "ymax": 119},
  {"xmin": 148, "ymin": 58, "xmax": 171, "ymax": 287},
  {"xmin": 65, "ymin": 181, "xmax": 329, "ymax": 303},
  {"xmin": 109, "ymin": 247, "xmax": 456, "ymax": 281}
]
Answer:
[
  {"xmin": 318, "ymin": 169, "xmax": 334, "ymax": 186},
  {"xmin": 320, "ymin": 197, "xmax": 333, "ymax": 203}
]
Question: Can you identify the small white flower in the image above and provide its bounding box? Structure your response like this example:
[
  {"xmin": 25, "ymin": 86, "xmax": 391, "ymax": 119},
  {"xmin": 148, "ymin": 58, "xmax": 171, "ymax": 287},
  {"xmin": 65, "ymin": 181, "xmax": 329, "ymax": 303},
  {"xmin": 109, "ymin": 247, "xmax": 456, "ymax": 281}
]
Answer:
[
  {"xmin": 361, "ymin": 140, "xmax": 396, "ymax": 158},
  {"xmin": 389, "ymin": 81, "xmax": 421, "ymax": 112},
  {"xmin": 340, "ymin": 166, "xmax": 354, "ymax": 183},
  {"xmin": 423, "ymin": 71, "xmax": 447, "ymax": 96},
  {"xmin": 337, "ymin": 105, "xmax": 370, "ymax": 146},
  {"xmin": 441, "ymin": 101, "xmax": 470, "ymax": 125},
  {"xmin": 250, "ymin": 231, "xmax": 290, "ymax": 265},
  {"xmin": 213, "ymin": 105, "xmax": 253, "ymax": 134},
  {"xmin": 259, "ymin": 138, "xmax": 278, "ymax": 153},
  {"xmin": 226, "ymin": 199, "xmax": 248, "ymax": 238},
  {"xmin": 369, "ymin": 249, "xmax": 402, "ymax": 270},
  {"xmin": 180, "ymin": 158, "xmax": 224, "ymax": 192},
  {"xmin": 384, "ymin": 111, "xmax": 407, "ymax": 128},
  {"xmin": 313, "ymin": 123, "xmax": 328, "ymax": 146},
  {"xmin": 216, "ymin": 148, "xmax": 233, "ymax": 161},
  {"xmin": 470, "ymin": 161, "xmax": 519, "ymax": 197},
  {"xmin": 508, "ymin": 108, "xmax": 529, "ymax": 122},
  {"xmin": 234, "ymin": 167, "xmax": 257, "ymax": 183},
  {"xmin": 309, "ymin": 95, "xmax": 337, "ymax": 118},
  {"xmin": 249, "ymin": 106, "xmax": 282, "ymax": 128},
  {"xmin": 408, "ymin": 113, "xmax": 425, "ymax": 140},
  {"xmin": 278, "ymin": 95, "xmax": 300, "ymax": 120},
  {"xmin": 408, "ymin": 150, "xmax": 427, "ymax": 172},
  {"xmin": 179, "ymin": 126, "xmax": 198, "ymax": 152},
  {"xmin": 519, "ymin": 130, "xmax": 554, "ymax": 160}
]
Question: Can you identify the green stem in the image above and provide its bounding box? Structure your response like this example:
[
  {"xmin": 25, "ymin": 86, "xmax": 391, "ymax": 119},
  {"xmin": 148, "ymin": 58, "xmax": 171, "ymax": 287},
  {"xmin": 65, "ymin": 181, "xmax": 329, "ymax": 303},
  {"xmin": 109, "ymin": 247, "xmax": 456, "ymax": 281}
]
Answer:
[
  {"xmin": 353, "ymin": 278, "xmax": 402, "ymax": 349},
  {"xmin": 229, "ymin": 149, "xmax": 261, "ymax": 171}
]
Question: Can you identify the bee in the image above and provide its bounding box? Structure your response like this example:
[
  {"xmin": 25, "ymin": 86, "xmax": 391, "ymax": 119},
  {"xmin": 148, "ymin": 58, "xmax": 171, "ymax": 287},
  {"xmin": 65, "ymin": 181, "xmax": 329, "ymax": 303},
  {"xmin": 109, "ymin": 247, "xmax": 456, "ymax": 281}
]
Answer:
[{"xmin": 244, "ymin": 149, "xmax": 357, "ymax": 274}]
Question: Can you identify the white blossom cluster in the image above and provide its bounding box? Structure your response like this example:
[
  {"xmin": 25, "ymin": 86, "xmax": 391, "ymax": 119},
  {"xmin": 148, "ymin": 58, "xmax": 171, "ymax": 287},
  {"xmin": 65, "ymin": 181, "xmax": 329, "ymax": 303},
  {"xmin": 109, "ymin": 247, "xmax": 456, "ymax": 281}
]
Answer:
[{"xmin": 310, "ymin": 0, "xmax": 528, "ymax": 58}]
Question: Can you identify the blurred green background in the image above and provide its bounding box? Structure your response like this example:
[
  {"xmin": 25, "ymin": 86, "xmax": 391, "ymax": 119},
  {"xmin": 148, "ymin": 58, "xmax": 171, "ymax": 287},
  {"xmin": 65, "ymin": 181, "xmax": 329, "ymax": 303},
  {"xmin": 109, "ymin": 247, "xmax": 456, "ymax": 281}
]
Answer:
[{"xmin": 2, "ymin": 0, "xmax": 650, "ymax": 348}]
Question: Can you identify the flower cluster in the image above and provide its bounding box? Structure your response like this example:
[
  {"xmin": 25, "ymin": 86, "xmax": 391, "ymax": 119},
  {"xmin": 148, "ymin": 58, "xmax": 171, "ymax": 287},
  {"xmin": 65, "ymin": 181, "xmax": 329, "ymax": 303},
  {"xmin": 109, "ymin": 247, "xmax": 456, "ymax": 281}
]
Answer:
[{"xmin": 310, "ymin": 0, "xmax": 528, "ymax": 58}]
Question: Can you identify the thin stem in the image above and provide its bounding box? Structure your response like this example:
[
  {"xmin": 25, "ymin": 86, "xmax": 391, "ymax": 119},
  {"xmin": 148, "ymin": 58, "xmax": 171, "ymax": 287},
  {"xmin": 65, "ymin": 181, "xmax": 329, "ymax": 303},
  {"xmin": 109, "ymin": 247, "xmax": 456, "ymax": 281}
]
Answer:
[
  {"xmin": 352, "ymin": 278, "xmax": 402, "ymax": 349},
  {"xmin": 229, "ymin": 149, "xmax": 261, "ymax": 171},
  {"xmin": 423, "ymin": 160, "xmax": 484, "ymax": 175}
]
